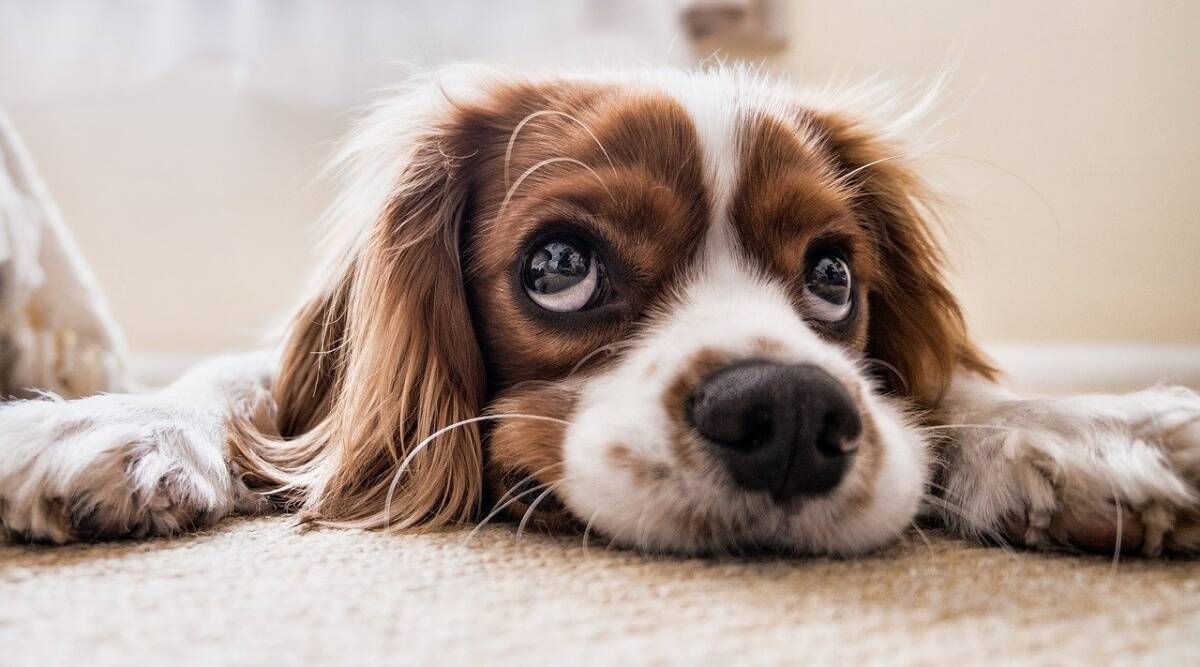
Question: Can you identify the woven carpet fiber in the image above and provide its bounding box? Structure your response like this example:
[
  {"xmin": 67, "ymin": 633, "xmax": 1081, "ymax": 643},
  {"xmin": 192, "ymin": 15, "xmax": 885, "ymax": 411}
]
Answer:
[{"xmin": 2, "ymin": 516, "xmax": 1197, "ymax": 666}]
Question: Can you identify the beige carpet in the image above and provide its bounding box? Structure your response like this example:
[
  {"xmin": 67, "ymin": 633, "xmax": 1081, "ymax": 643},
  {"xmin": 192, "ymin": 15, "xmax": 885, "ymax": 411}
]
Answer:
[{"xmin": 2, "ymin": 516, "xmax": 1197, "ymax": 666}]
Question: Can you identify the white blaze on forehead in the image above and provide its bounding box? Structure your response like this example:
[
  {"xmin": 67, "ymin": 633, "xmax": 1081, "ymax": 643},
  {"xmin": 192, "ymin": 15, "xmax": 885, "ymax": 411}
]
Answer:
[
  {"xmin": 571, "ymin": 67, "xmax": 808, "ymax": 266},
  {"xmin": 655, "ymin": 75, "xmax": 744, "ymax": 263}
]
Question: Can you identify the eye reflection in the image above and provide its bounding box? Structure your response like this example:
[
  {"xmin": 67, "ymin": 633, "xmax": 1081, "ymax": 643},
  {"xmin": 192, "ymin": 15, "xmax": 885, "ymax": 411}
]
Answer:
[
  {"xmin": 528, "ymin": 241, "xmax": 590, "ymax": 295},
  {"xmin": 803, "ymin": 253, "xmax": 852, "ymax": 322},
  {"xmin": 522, "ymin": 237, "xmax": 605, "ymax": 312}
]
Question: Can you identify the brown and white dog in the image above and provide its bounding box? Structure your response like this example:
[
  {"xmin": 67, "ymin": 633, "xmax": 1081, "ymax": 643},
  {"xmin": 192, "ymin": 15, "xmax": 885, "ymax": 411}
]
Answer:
[{"xmin": 2, "ymin": 66, "xmax": 1198, "ymax": 556}]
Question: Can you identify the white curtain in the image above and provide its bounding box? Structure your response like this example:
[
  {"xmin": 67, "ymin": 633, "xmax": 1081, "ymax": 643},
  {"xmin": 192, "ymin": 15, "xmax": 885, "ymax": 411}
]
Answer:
[{"xmin": 0, "ymin": 0, "xmax": 702, "ymax": 109}]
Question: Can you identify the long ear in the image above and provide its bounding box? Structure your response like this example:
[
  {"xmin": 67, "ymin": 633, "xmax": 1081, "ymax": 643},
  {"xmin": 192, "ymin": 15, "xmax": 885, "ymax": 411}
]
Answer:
[
  {"xmin": 815, "ymin": 112, "xmax": 995, "ymax": 407},
  {"xmin": 231, "ymin": 71, "xmax": 492, "ymax": 529}
]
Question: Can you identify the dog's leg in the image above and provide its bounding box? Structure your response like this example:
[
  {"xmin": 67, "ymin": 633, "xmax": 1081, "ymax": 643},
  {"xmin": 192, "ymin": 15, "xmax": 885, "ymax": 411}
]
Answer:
[
  {"xmin": 933, "ymin": 372, "xmax": 1200, "ymax": 555},
  {"xmin": 0, "ymin": 351, "xmax": 275, "ymax": 542}
]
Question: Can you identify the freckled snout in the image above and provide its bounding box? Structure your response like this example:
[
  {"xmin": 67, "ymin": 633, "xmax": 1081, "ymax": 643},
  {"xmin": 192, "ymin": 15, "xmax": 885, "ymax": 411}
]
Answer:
[{"xmin": 687, "ymin": 362, "xmax": 861, "ymax": 501}]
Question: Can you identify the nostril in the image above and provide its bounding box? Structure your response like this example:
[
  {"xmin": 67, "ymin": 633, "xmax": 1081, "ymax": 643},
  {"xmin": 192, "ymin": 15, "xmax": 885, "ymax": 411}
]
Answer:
[{"xmin": 816, "ymin": 404, "xmax": 862, "ymax": 457}]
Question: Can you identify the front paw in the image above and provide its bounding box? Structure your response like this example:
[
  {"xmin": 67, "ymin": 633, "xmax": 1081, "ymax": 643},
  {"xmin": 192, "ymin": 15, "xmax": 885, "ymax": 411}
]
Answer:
[
  {"xmin": 0, "ymin": 395, "xmax": 261, "ymax": 543},
  {"xmin": 940, "ymin": 386, "xmax": 1200, "ymax": 556}
]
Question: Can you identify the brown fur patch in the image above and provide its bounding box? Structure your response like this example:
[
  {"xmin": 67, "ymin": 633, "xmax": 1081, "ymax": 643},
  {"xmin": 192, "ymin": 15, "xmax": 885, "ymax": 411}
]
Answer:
[
  {"xmin": 465, "ymin": 87, "xmax": 712, "ymax": 388},
  {"xmin": 608, "ymin": 444, "xmax": 671, "ymax": 485},
  {"xmin": 662, "ymin": 347, "xmax": 734, "ymax": 470},
  {"xmin": 805, "ymin": 111, "xmax": 996, "ymax": 406},
  {"xmin": 749, "ymin": 336, "xmax": 787, "ymax": 357},
  {"xmin": 730, "ymin": 113, "xmax": 875, "ymax": 350},
  {"xmin": 483, "ymin": 379, "xmax": 584, "ymax": 532},
  {"xmin": 729, "ymin": 108, "xmax": 996, "ymax": 406},
  {"xmin": 453, "ymin": 86, "xmax": 727, "ymax": 526}
]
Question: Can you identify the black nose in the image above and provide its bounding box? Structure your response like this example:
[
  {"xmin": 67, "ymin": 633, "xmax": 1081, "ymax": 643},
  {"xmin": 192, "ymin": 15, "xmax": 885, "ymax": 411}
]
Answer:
[{"xmin": 687, "ymin": 362, "xmax": 862, "ymax": 501}]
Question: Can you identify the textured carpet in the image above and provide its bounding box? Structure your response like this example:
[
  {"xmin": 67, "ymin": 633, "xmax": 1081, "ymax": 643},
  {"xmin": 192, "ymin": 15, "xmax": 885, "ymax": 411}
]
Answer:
[{"xmin": 2, "ymin": 516, "xmax": 1197, "ymax": 666}]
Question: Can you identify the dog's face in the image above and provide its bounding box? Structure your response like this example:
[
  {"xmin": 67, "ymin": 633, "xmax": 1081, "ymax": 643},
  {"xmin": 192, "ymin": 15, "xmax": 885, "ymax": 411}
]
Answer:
[{"xmin": 256, "ymin": 67, "xmax": 990, "ymax": 555}]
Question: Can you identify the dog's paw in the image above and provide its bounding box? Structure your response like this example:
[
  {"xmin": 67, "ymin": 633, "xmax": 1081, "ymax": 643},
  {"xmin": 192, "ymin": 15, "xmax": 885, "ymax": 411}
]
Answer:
[
  {"xmin": 939, "ymin": 386, "xmax": 1200, "ymax": 556},
  {"xmin": 0, "ymin": 394, "xmax": 267, "ymax": 543}
]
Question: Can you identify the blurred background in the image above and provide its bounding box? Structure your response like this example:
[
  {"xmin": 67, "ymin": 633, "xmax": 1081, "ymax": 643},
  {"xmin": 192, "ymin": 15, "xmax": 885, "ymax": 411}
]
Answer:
[{"xmin": 1, "ymin": 1, "xmax": 1196, "ymax": 389}]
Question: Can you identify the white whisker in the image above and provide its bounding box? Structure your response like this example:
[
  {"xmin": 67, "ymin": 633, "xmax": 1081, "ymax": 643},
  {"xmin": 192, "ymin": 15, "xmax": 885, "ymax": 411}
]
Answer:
[
  {"xmin": 383, "ymin": 413, "xmax": 570, "ymax": 532},
  {"xmin": 516, "ymin": 482, "xmax": 563, "ymax": 540},
  {"xmin": 490, "ymin": 461, "xmax": 565, "ymax": 513},
  {"xmin": 861, "ymin": 357, "xmax": 909, "ymax": 394},
  {"xmin": 922, "ymin": 493, "xmax": 1015, "ymax": 553},
  {"xmin": 567, "ymin": 340, "xmax": 633, "ymax": 377},
  {"xmin": 909, "ymin": 522, "xmax": 935, "ymax": 556},
  {"xmin": 581, "ymin": 508, "xmax": 602, "ymax": 557},
  {"xmin": 499, "ymin": 157, "xmax": 613, "ymax": 219},
  {"xmin": 504, "ymin": 110, "xmax": 617, "ymax": 190},
  {"xmin": 464, "ymin": 481, "xmax": 554, "ymax": 544}
]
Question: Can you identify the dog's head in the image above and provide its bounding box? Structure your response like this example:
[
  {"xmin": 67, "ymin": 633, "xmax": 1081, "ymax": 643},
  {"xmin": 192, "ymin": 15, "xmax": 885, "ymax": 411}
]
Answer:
[{"xmin": 239, "ymin": 66, "xmax": 992, "ymax": 555}]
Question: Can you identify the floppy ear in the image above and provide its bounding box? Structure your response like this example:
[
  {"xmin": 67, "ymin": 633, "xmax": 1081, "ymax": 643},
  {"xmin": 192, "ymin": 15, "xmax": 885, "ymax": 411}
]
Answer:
[
  {"xmin": 231, "ymin": 73, "xmax": 491, "ymax": 529},
  {"xmin": 815, "ymin": 112, "xmax": 995, "ymax": 408}
]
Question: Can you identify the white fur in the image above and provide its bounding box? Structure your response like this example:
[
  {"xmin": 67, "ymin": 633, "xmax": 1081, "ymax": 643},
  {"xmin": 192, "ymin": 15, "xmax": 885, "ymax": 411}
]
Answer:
[
  {"xmin": 936, "ymin": 372, "xmax": 1200, "ymax": 555},
  {"xmin": 0, "ymin": 352, "xmax": 273, "ymax": 542}
]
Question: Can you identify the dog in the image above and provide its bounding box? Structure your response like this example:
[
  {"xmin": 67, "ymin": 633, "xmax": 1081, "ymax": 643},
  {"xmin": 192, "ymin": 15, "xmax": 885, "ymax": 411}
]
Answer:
[{"xmin": 1, "ymin": 65, "xmax": 1197, "ymax": 556}]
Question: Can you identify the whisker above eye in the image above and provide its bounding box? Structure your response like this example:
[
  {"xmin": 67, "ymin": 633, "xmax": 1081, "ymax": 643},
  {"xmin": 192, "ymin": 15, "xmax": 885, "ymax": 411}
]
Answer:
[
  {"xmin": 833, "ymin": 153, "xmax": 913, "ymax": 187},
  {"xmin": 504, "ymin": 109, "xmax": 617, "ymax": 191},
  {"xmin": 498, "ymin": 157, "xmax": 613, "ymax": 220}
]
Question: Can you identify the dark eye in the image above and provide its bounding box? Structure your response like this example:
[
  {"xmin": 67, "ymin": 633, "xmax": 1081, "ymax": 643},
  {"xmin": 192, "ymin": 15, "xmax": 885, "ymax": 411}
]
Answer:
[
  {"xmin": 522, "ymin": 237, "xmax": 607, "ymax": 312},
  {"xmin": 803, "ymin": 252, "xmax": 852, "ymax": 322}
]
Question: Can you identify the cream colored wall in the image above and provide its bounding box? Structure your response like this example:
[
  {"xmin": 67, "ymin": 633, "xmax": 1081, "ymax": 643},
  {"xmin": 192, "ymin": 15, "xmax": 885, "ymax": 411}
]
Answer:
[
  {"xmin": 7, "ymin": 64, "xmax": 339, "ymax": 354},
  {"xmin": 5, "ymin": 1, "xmax": 1198, "ymax": 355},
  {"xmin": 780, "ymin": 1, "xmax": 1200, "ymax": 344}
]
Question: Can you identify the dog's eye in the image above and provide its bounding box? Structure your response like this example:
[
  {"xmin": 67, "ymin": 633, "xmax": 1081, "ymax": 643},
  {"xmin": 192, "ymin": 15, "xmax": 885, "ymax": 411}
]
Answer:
[
  {"xmin": 803, "ymin": 252, "xmax": 852, "ymax": 322},
  {"xmin": 523, "ymin": 237, "xmax": 605, "ymax": 312}
]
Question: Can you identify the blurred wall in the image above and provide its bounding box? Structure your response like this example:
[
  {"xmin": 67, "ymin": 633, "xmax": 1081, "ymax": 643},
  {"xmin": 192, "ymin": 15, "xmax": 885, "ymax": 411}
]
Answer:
[
  {"xmin": 7, "ymin": 63, "xmax": 333, "ymax": 353},
  {"xmin": 4, "ymin": 1, "xmax": 1198, "ymax": 356},
  {"xmin": 780, "ymin": 1, "xmax": 1199, "ymax": 345}
]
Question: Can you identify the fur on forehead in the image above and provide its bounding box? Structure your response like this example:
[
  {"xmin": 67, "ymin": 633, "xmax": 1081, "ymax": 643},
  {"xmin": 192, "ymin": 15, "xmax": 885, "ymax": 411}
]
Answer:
[{"xmin": 317, "ymin": 62, "xmax": 945, "ymax": 262}]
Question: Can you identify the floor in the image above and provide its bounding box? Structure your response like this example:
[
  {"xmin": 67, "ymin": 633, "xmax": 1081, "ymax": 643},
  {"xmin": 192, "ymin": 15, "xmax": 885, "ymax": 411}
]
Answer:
[{"xmin": 3, "ymin": 516, "xmax": 1197, "ymax": 666}]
